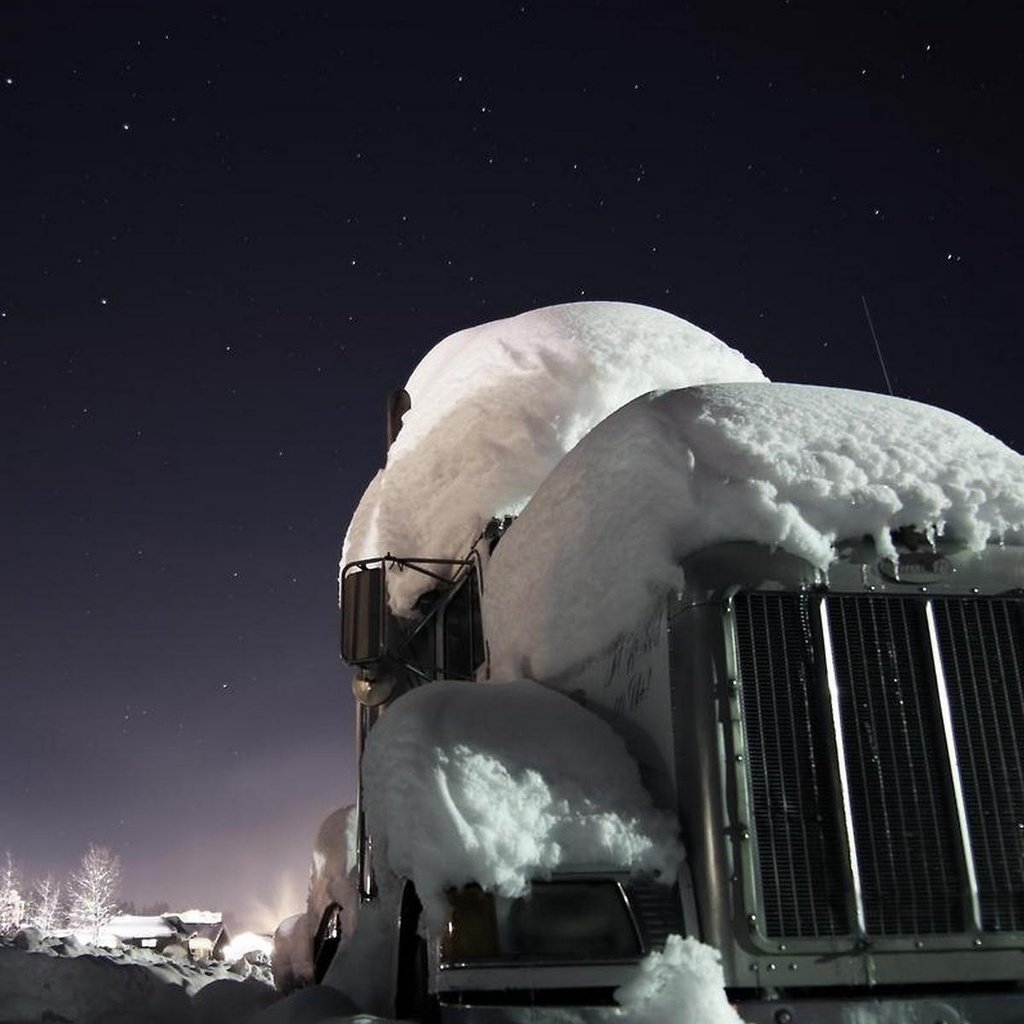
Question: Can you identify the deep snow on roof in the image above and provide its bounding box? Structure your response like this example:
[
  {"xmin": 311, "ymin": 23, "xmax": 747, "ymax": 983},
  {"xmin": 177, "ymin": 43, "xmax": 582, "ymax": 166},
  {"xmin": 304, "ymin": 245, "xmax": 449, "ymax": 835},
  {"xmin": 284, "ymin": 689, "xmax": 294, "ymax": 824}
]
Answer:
[
  {"xmin": 103, "ymin": 915, "xmax": 177, "ymax": 940},
  {"xmin": 485, "ymin": 382, "xmax": 1024, "ymax": 679},
  {"xmin": 342, "ymin": 301, "xmax": 765, "ymax": 612}
]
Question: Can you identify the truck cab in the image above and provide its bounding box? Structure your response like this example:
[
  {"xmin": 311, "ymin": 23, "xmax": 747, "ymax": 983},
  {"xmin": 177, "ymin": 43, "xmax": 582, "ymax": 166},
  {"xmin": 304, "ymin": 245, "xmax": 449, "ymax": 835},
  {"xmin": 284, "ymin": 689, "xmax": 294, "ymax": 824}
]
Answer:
[{"xmin": 339, "ymin": 519, "xmax": 1024, "ymax": 1023}]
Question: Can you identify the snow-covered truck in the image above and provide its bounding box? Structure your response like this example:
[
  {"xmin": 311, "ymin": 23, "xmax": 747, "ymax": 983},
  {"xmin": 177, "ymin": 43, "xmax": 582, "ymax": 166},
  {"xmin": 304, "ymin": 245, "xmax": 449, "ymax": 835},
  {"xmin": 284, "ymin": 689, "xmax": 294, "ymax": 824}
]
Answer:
[{"xmin": 328, "ymin": 303, "xmax": 1024, "ymax": 1023}]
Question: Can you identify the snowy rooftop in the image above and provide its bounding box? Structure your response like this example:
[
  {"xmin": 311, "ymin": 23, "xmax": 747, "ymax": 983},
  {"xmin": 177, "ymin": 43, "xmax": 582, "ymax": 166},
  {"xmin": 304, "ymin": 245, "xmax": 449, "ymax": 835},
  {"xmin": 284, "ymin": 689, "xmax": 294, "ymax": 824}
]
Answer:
[
  {"xmin": 169, "ymin": 909, "xmax": 222, "ymax": 926},
  {"xmin": 342, "ymin": 301, "xmax": 765, "ymax": 611},
  {"xmin": 104, "ymin": 915, "xmax": 178, "ymax": 941}
]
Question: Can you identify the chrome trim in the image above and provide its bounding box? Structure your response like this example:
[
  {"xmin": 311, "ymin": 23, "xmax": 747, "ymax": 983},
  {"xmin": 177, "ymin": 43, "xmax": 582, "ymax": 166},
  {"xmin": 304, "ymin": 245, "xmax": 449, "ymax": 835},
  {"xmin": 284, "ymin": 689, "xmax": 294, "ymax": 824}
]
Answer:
[
  {"xmin": 722, "ymin": 590, "xmax": 757, "ymax": 928},
  {"xmin": 614, "ymin": 880, "xmax": 647, "ymax": 954},
  {"xmin": 818, "ymin": 595, "xmax": 866, "ymax": 937},
  {"xmin": 924, "ymin": 599, "xmax": 983, "ymax": 931}
]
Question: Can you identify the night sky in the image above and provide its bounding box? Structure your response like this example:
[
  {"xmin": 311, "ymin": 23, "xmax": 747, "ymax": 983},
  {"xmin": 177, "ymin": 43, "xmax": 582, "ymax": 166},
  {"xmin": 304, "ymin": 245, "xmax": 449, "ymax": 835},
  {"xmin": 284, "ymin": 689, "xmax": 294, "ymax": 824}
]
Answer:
[{"xmin": 2, "ymin": 3, "xmax": 1021, "ymax": 930}]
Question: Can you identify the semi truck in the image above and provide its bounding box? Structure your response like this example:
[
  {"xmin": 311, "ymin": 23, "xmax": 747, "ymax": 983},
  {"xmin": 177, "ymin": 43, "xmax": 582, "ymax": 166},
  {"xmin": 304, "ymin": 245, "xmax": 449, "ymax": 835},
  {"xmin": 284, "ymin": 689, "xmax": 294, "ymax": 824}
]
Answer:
[{"xmin": 325, "ymin": 323, "xmax": 1024, "ymax": 1023}]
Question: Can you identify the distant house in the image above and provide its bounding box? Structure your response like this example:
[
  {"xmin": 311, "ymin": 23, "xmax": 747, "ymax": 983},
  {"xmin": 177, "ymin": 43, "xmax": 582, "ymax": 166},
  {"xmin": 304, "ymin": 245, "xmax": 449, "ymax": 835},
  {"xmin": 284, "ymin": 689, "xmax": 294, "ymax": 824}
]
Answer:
[
  {"xmin": 103, "ymin": 915, "xmax": 182, "ymax": 954},
  {"xmin": 104, "ymin": 910, "xmax": 230, "ymax": 961},
  {"xmin": 167, "ymin": 910, "xmax": 230, "ymax": 961}
]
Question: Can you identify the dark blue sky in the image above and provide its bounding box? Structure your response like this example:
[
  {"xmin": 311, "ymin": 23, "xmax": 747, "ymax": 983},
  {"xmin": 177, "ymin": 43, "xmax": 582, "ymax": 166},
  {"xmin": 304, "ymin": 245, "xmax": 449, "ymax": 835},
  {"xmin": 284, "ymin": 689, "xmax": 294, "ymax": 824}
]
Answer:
[{"xmin": 2, "ymin": 2, "xmax": 1020, "ymax": 927}]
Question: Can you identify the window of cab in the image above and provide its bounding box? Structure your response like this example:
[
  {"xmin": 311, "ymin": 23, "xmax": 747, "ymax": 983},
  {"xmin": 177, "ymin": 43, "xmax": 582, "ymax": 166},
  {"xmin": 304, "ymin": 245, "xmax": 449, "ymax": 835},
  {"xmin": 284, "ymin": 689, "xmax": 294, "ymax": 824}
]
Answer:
[{"xmin": 443, "ymin": 570, "xmax": 484, "ymax": 680}]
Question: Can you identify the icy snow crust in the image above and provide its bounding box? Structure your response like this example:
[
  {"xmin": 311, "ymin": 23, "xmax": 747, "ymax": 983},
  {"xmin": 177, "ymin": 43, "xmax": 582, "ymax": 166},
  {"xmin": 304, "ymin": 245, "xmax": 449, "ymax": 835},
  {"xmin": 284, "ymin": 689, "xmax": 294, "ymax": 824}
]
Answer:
[
  {"xmin": 486, "ymin": 382, "xmax": 1024, "ymax": 679},
  {"xmin": 342, "ymin": 301, "xmax": 766, "ymax": 611},
  {"xmin": 360, "ymin": 680, "xmax": 683, "ymax": 927}
]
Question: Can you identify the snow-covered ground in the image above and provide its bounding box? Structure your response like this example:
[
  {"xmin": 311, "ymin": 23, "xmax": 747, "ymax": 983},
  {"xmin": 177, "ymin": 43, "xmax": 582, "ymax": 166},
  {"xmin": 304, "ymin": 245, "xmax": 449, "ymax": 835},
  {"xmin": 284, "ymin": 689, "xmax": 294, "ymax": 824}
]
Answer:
[
  {"xmin": 0, "ymin": 929, "xmax": 277, "ymax": 1023},
  {"xmin": 1, "ymin": 927, "xmax": 741, "ymax": 1023}
]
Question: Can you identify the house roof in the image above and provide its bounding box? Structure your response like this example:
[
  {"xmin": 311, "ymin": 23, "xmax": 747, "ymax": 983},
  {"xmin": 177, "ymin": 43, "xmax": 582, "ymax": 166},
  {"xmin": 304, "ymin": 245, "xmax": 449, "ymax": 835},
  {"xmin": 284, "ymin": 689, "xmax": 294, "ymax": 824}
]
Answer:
[{"xmin": 105, "ymin": 915, "xmax": 179, "ymax": 941}]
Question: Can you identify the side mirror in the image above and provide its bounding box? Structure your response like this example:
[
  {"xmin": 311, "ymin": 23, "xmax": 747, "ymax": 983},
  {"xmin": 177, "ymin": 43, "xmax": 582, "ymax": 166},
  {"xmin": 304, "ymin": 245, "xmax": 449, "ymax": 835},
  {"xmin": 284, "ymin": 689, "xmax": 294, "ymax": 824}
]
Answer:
[{"xmin": 341, "ymin": 566, "xmax": 386, "ymax": 665}]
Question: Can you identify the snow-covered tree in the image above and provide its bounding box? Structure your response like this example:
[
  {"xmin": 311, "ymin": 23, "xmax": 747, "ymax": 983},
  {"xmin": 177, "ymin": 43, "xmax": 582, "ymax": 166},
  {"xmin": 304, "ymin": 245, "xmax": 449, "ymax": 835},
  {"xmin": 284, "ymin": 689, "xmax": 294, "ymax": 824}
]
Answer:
[
  {"xmin": 0, "ymin": 851, "xmax": 26, "ymax": 934},
  {"xmin": 69, "ymin": 845, "xmax": 120, "ymax": 942},
  {"xmin": 28, "ymin": 875, "xmax": 64, "ymax": 935}
]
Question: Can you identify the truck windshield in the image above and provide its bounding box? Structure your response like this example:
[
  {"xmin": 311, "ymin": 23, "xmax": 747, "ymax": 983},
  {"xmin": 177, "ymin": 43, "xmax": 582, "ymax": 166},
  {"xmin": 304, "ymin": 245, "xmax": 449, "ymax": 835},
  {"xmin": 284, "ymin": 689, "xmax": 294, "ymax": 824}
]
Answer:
[{"xmin": 440, "ymin": 880, "xmax": 641, "ymax": 965}]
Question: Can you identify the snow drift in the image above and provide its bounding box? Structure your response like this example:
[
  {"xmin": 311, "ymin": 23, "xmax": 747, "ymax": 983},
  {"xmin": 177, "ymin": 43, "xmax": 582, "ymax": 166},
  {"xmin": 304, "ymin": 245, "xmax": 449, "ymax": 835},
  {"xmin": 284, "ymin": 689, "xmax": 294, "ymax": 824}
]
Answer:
[
  {"xmin": 485, "ymin": 382, "xmax": 1024, "ymax": 680},
  {"xmin": 342, "ymin": 301, "xmax": 766, "ymax": 612},
  {"xmin": 0, "ymin": 931, "xmax": 275, "ymax": 1024},
  {"xmin": 360, "ymin": 680, "xmax": 683, "ymax": 926}
]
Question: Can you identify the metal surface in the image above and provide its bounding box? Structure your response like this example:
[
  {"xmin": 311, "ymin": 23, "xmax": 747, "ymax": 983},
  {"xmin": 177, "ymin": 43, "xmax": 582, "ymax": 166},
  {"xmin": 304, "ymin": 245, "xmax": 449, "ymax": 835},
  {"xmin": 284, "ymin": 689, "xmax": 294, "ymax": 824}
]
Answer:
[
  {"xmin": 731, "ymin": 591, "xmax": 849, "ymax": 940},
  {"xmin": 827, "ymin": 594, "xmax": 966, "ymax": 937},
  {"xmin": 818, "ymin": 596, "xmax": 866, "ymax": 939},
  {"xmin": 933, "ymin": 596, "xmax": 1024, "ymax": 933},
  {"xmin": 925, "ymin": 599, "xmax": 982, "ymax": 931}
]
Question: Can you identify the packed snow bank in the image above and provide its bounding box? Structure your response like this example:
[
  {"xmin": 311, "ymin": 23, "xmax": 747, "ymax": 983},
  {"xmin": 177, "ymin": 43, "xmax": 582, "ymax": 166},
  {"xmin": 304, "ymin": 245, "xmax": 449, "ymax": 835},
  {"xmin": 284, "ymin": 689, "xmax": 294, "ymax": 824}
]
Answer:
[
  {"xmin": 1, "ymin": 931, "xmax": 740, "ymax": 1024},
  {"xmin": 485, "ymin": 380, "xmax": 1024, "ymax": 684},
  {"xmin": 360, "ymin": 680, "xmax": 682, "ymax": 925},
  {"xmin": 342, "ymin": 301, "xmax": 765, "ymax": 612},
  {"xmin": 0, "ymin": 932, "xmax": 275, "ymax": 1024},
  {"xmin": 486, "ymin": 382, "xmax": 1024, "ymax": 679}
]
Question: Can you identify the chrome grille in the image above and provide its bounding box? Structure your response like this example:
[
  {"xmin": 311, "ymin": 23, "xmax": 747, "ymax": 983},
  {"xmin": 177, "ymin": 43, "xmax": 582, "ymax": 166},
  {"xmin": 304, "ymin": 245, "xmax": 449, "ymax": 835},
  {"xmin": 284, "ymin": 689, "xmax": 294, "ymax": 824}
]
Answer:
[
  {"xmin": 934, "ymin": 598, "xmax": 1024, "ymax": 932},
  {"xmin": 625, "ymin": 878, "xmax": 685, "ymax": 952},
  {"xmin": 734, "ymin": 593, "xmax": 849, "ymax": 938},
  {"xmin": 734, "ymin": 590, "xmax": 1024, "ymax": 941},
  {"xmin": 827, "ymin": 596, "xmax": 965, "ymax": 935}
]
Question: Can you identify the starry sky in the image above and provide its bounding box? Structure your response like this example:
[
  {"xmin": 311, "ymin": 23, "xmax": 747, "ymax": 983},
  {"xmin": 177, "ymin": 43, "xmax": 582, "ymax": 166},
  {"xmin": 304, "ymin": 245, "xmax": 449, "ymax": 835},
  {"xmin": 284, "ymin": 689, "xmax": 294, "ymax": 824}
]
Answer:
[{"xmin": 2, "ymin": 3, "xmax": 1021, "ymax": 930}]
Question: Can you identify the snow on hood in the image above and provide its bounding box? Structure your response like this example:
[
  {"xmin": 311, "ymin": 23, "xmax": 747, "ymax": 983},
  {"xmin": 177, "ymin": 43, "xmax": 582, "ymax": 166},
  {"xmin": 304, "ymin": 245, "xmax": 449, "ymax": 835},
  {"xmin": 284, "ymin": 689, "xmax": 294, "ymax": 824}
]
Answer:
[
  {"xmin": 342, "ymin": 301, "xmax": 766, "ymax": 612},
  {"xmin": 361, "ymin": 680, "xmax": 683, "ymax": 926},
  {"xmin": 485, "ymin": 382, "xmax": 1024, "ymax": 680}
]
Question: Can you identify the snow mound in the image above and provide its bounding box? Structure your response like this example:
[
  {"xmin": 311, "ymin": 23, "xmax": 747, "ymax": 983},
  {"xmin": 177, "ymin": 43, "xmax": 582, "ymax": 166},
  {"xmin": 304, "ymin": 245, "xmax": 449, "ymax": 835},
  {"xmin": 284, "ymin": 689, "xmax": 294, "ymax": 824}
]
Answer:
[
  {"xmin": 361, "ymin": 680, "xmax": 683, "ymax": 925},
  {"xmin": 0, "ymin": 934, "xmax": 275, "ymax": 1024},
  {"xmin": 614, "ymin": 935, "xmax": 742, "ymax": 1024},
  {"xmin": 486, "ymin": 382, "xmax": 1024, "ymax": 679},
  {"xmin": 342, "ymin": 301, "xmax": 765, "ymax": 612}
]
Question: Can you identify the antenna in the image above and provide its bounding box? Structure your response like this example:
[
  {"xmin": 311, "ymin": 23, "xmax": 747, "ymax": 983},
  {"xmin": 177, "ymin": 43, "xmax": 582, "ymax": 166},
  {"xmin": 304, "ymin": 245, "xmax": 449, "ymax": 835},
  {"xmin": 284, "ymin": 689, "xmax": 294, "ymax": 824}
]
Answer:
[{"xmin": 861, "ymin": 295, "xmax": 894, "ymax": 396}]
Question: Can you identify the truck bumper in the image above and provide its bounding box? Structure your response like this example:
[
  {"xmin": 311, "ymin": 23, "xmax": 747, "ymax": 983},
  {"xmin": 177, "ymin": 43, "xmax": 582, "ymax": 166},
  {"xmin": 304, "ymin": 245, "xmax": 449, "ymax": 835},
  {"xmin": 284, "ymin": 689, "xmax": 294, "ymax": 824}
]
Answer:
[
  {"xmin": 438, "ymin": 991, "xmax": 1024, "ymax": 1023},
  {"xmin": 735, "ymin": 991, "xmax": 1024, "ymax": 1024}
]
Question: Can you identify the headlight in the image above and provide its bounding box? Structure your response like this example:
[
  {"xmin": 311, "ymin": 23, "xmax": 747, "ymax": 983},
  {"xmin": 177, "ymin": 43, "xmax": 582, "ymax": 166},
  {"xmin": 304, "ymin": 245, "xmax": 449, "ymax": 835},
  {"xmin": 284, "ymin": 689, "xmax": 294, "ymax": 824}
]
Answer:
[{"xmin": 440, "ymin": 880, "xmax": 642, "ymax": 966}]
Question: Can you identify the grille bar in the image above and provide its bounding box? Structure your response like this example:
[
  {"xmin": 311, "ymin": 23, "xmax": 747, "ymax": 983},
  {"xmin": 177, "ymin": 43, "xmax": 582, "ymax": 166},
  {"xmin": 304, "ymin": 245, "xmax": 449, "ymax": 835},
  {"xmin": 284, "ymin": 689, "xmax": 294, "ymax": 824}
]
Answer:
[
  {"xmin": 925, "ymin": 599, "xmax": 982, "ymax": 931},
  {"xmin": 818, "ymin": 597, "xmax": 866, "ymax": 937}
]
